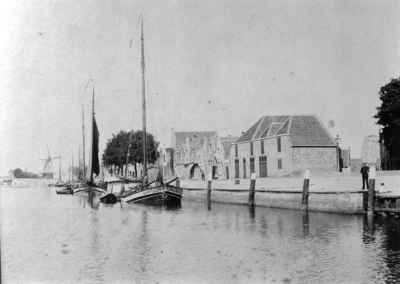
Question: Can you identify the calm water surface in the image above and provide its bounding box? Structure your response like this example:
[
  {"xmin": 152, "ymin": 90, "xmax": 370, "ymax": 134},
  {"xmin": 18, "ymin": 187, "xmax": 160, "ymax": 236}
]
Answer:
[{"xmin": 1, "ymin": 186, "xmax": 399, "ymax": 284}]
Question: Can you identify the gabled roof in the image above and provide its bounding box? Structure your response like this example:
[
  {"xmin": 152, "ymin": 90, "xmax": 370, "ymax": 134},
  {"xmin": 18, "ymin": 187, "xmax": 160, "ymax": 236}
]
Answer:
[
  {"xmin": 220, "ymin": 136, "xmax": 239, "ymax": 159},
  {"xmin": 174, "ymin": 131, "xmax": 217, "ymax": 149},
  {"xmin": 236, "ymin": 116, "xmax": 289, "ymax": 143},
  {"xmin": 235, "ymin": 115, "xmax": 336, "ymax": 147}
]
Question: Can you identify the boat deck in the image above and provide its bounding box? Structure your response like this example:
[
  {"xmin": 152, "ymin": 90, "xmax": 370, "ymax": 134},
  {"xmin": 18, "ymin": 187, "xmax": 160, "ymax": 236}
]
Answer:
[{"xmin": 374, "ymin": 194, "xmax": 400, "ymax": 215}]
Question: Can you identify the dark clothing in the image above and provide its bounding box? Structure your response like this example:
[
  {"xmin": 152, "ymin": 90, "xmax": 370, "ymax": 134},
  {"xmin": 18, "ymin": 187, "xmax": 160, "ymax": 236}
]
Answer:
[
  {"xmin": 362, "ymin": 176, "xmax": 369, "ymax": 190},
  {"xmin": 360, "ymin": 166, "xmax": 369, "ymax": 189}
]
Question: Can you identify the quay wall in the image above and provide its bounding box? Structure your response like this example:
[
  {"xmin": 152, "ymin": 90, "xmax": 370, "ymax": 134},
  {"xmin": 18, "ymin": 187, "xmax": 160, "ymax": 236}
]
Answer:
[
  {"xmin": 183, "ymin": 189, "xmax": 364, "ymax": 214},
  {"xmin": 181, "ymin": 171, "xmax": 400, "ymax": 214}
]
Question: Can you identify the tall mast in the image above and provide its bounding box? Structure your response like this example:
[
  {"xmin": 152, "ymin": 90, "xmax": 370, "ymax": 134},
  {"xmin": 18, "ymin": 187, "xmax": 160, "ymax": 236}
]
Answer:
[
  {"xmin": 78, "ymin": 146, "xmax": 81, "ymax": 180},
  {"xmin": 141, "ymin": 19, "xmax": 147, "ymax": 179},
  {"xmin": 82, "ymin": 105, "xmax": 86, "ymax": 180},
  {"xmin": 59, "ymin": 156, "xmax": 61, "ymax": 181},
  {"xmin": 72, "ymin": 155, "xmax": 74, "ymax": 184},
  {"xmin": 87, "ymin": 82, "xmax": 95, "ymax": 183}
]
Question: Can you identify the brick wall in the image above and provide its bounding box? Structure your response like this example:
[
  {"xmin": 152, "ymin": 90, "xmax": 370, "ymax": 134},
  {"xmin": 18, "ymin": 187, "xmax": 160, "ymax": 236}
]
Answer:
[{"xmin": 292, "ymin": 147, "xmax": 337, "ymax": 176}]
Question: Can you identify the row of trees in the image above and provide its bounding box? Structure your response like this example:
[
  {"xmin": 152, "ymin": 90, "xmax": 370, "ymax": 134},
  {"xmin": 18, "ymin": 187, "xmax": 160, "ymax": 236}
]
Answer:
[
  {"xmin": 13, "ymin": 168, "xmax": 39, "ymax": 178},
  {"xmin": 102, "ymin": 130, "xmax": 159, "ymax": 176},
  {"xmin": 375, "ymin": 77, "xmax": 400, "ymax": 168}
]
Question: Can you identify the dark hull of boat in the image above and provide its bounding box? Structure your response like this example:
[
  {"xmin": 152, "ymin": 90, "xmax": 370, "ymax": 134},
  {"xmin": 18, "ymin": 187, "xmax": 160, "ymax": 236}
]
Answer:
[
  {"xmin": 121, "ymin": 185, "xmax": 182, "ymax": 205},
  {"xmin": 73, "ymin": 186, "xmax": 105, "ymax": 195},
  {"xmin": 56, "ymin": 189, "xmax": 72, "ymax": 195},
  {"xmin": 99, "ymin": 193, "xmax": 118, "ymax": 204}
]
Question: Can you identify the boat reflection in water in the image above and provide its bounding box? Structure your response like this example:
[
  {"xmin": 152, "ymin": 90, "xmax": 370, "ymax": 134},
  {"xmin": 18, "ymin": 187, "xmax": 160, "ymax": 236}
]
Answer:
[{"xmin": 1, "ymin": 184, "xmax": 399, "ymax": 283}]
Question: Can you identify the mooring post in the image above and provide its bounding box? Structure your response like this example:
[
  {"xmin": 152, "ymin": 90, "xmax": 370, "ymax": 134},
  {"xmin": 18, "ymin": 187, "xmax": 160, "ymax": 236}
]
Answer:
[
  {"xmin": 248, "ymin": 173, "xmax": 256, "ymax": 206},
  {"xmin": 301, "ymin": 170, "xmax": 310, "ymax": 211},
  {"xmin": 207, "ymin": 172, "xmax": 212, "ymax": 202},
  {"xmin": 368, "ymin": 167, "xmax": 376, "ymax": 217},
  {"xmin": 176, "ymin": 177, "xmax": 180, "ymax": 188}
]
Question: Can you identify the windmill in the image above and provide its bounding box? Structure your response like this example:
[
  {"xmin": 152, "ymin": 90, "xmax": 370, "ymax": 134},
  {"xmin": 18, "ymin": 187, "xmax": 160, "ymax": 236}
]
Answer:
[{"xmin": 39, "ymin": 144, "xmax": 61, "ymax": 179}]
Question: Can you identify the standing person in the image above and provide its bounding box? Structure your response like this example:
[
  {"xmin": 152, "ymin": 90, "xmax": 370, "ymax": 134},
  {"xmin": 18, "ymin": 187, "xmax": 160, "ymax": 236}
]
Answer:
[{"xmin": 360, "ymin": 163, "xmax": 370, "ymax": 190}]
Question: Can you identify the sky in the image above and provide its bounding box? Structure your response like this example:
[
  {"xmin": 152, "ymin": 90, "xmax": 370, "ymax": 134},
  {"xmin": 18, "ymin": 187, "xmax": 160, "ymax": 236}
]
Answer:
[{"xmin": 1, "ymin": 0, "xmax": 400, "ymax": 176}]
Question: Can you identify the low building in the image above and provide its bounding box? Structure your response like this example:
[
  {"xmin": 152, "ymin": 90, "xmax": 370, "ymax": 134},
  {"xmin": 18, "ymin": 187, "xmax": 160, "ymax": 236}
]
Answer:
[
  {"xmin": 350, "ymin": 158, "xmax": 362, "ymax": 172},
  {"xmin": 340, "ymin": 147, "xmax": 351, "ymax": 172},
  {"xmin": 230, "ymin": 115, "xmax": 338, "ymax": 178}
]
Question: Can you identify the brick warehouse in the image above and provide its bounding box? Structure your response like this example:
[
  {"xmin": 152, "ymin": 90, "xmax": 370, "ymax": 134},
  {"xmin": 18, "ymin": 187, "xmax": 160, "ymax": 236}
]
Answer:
[{"xmin": 230, "ymin": 115, "xmax": 338, "ymax": 178}]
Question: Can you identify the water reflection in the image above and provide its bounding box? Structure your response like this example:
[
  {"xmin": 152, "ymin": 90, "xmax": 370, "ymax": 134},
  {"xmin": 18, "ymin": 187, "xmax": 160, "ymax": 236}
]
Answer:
[
  {"xmin": 362, "ymin": 214, "xmax": 400, "ymax": 283},
  {"xmin": 248, "ymin": 205, "xmax": 255, "ymax": 219},
  {"xmin": 302, "ymin": 211, "xmax": 309, "ymax": 237},
  {"xmin": 1, "ymin": 187, "xmax": 399, "ymax": 283}
]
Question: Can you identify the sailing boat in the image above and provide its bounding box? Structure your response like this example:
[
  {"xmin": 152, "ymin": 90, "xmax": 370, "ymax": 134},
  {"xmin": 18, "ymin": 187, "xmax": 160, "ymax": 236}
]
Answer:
[
  {"xmin": 55, "ymin": 156, "xmax": 72, "ymax": 194},
  {"xmin": 121, "ymin": 19, "xmax": 183, "ymax": 204},
  {"xmin": 73, "ymin": 82, "xmax": 106, "ymax": 195}
]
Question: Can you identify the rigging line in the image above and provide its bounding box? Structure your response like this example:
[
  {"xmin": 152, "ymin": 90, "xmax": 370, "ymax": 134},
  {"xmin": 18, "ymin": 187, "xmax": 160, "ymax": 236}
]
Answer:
[
  {"xmin": 84, "ymin": 79, "xmax": 93, "ymax": 90},
  {"xmin": 146, "ymin": 81, "xmax": 159, "ymax": 140},
  {"xmin": 129, "ymin": 14, "xmax": 143, "ymax": 47}
]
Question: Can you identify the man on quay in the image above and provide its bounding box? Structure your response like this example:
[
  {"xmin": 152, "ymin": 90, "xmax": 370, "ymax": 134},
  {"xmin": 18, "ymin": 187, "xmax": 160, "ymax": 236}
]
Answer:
[{"xmin": 360, "ymin": 163, "xmax": 370, "ymax": 190}]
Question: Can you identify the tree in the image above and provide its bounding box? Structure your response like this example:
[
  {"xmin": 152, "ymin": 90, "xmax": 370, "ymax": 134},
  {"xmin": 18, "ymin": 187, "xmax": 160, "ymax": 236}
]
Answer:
[
  {"xmin": 374, "ymin": 77, "xmax": 400, "ymax": 168},
  {"xmin": 103, "ymin": 130, "xmax": 160, "ymax": 176}
]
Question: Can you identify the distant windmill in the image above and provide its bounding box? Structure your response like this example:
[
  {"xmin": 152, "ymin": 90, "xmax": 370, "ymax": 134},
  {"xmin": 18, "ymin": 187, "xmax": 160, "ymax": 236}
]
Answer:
[{"xmin": 39, "ymin": 144, "xmax": 61, "ymax": 179}]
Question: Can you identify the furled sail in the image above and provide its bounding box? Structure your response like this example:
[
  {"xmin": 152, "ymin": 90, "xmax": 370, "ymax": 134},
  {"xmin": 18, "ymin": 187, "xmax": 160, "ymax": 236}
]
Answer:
[{"xmin": 87, "ymin": 117, "xmax": 100, "ymax": 182}]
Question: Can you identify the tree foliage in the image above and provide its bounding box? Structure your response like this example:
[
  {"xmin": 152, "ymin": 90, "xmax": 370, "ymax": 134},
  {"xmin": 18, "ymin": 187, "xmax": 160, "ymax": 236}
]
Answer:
[
  {"xmin": 103, "ymin": 130, "xmax": 160, "ymax": 175},
  {"xmin": 374, "ymin": 77, "xmax": 400, "ymax": 162},
  {"xmin": 13, "ymin": 168, "xmax": 39, "ymax": 178}
]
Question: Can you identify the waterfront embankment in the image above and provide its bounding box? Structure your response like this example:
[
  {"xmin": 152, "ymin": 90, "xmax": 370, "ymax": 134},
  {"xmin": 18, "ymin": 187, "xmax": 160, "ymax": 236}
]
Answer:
[
  {"xmin": 0, "ymin": 178, "xmax": 53, "ymax": 187},
  {"xmin": 180, "ymin": 171, "xmax": 400, "ymax": 214}
]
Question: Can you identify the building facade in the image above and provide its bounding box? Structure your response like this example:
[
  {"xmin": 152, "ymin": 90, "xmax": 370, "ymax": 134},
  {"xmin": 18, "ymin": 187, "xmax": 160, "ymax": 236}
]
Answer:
[
  {"xmin": 361, "ymin": 135, "xmax": 381, "ymax": 170},
  {"xmin": 230, "ymin": 115, "xmax": 338, "ymax": 178},
  {"xmin": 170, "ymin": 129, "xmax": 236, "ymax": 180}
]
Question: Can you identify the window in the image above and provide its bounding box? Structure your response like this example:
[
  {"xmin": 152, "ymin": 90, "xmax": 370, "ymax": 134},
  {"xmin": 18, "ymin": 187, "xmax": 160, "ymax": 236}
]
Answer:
[
  {"xmin": 250, "ymin": 142, "xmax": 254, "ymax": 156},
  {"xmin": 259, "ymin": 156, "xmax": 267, "ymax": 177},
  {"xmin": 261, "ymin": 140, "xmax": 264, "ymax": 155},
  {"xmin": 235, "ymin": 144, "xmax": 238, "ymax": 157},
  {"xmin": 277, "ymin": 137, "xmax": 281, "ymax": 152},
  {"xmin": 250, "ymin": 157, "xmax": 255, "ymax": 174},
  {"xmin": 235, "ymin": 159, "xmax": 239, "ymax": 179},
  {"xmin": 243, "ymin": 158, "xmax": 246, "ymax": 179},
  {"xmin": 278, "ymin": 158, "xmax": 282, "ymax": 169}
]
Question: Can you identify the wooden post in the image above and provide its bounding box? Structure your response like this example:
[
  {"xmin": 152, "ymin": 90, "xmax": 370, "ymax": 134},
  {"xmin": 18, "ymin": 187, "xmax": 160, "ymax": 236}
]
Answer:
[
  {"xmin": 176, "ymin": 178, "xmax": 180, "ymax": 188},
  {"xmin": 207, "ymin": 172, "xmax": 212, "ymax": 202},
  {"xmin": 248, "ymin": 173, "xmax": 256, "ymax": 206},
  {"xmin": 301, "ymin": 170, "xmax": 310, "ymax": 211},
  {"xmin": 368, "ymin": 167, "xmax": 376, "ymax": 217}
]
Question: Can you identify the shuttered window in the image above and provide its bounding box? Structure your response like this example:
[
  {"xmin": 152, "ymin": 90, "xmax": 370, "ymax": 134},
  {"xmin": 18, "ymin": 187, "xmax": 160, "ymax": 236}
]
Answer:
[
  {"xmin": 261, "ymin": 140, "xmax": 264, "ymax": 154},
  {"xmin": 243, "ymin": 158, "xmax": 246, "ymax": 179},
  {"xmin": 235, "ymin": 159, "xmax": 239, "ymax": 179},
  {"xmin": 278, "ymin": 158, "xmax": 282, "ymax": 169},
  {"xmin": 250, "ymin": 157, "xmax": 255, "ymax": 174},
  {"xmin": 235, "ymin": 144, "xmax": 238, "ymax": 157},
  {"xmin": 277, "ymin": 137, "xmax": 281, "ymax": 152},
  {"xmin": 250, "ymin": 142, "xmax": 254, "ymax": 156}
]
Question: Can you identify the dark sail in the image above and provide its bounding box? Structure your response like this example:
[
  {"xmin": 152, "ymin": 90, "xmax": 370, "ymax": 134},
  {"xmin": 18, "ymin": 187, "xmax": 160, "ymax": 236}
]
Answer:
[{"xmin": 92, "ymin": 117, "xmax": 100, "ymax": 177}]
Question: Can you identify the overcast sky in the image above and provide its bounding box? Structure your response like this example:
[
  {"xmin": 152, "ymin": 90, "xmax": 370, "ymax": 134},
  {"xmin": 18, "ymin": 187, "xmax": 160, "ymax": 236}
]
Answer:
[{"xmin": 1, "ymin": 0, "xmax": 400, "ymax": 176}]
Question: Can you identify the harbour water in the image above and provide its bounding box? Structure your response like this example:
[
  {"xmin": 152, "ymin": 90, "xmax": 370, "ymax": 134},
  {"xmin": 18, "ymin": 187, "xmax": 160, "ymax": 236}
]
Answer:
[{"xmin": 1, "ymin": 185, "xmax": 399, "ymax": 284}]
